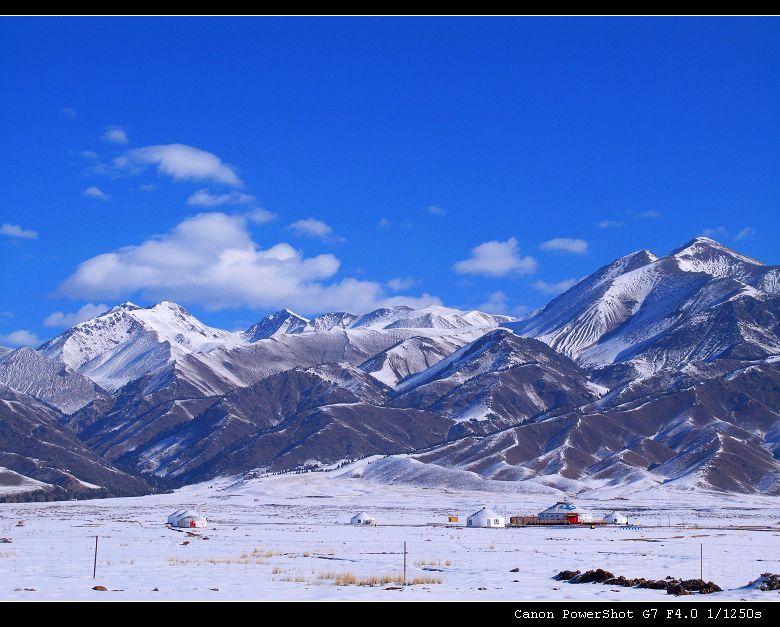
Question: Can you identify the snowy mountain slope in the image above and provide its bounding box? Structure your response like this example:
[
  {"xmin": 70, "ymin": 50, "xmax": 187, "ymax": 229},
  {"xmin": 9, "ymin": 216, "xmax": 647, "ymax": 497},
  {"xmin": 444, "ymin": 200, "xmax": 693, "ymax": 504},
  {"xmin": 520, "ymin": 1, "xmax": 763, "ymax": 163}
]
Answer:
[
  {"xmin": 243, "ymin": 309, "xmax": 309, "ymax": 341},
  {"xmin": 184, "ymin": 325, "xmax": 491, "ymax": 391},
  {"xmin": 0, "ymin": 347, "xmax": 107, "ymax": 414},
  {"xmin": 506, "ymin": 237, "xmax": 780, "ymax": 381},
  {"xmin": 38, "ymin": 301, "xmax": 244, "ymax": 391},
  {"xmin": 504, "ymin": 249, "xmax": 659, "ymax": 359},
  {"xmin": 390, "ymin": 329, "xmax": 600, "ymax": 438},
  {"xmin": 202, "ymin": 403, "xmax": 453, "ymax": 479},
  {"xmin": 308, "ymin": 311, "xmax": 360, "ymax": 332},
  {"xmin": 0, "ymin": 346, "xmax": 11, "ymax": 358},
  {"xmin": 0, "ymin": 383, "xmax": 148, "ymax": 500},
  {"xmin": 358, "ymin": 332, "xmax": 482, "ymax": 387},
  {"xmin": 414, "ymin": 360, "xmax": 780, "ymax": 494},
  {"xmin": 67, "ymin": 362, "xmax": 435, "ymax": 482},
  {"xmin": 347, "ymin": 304, "xmax": 512, "ymax": 331}
]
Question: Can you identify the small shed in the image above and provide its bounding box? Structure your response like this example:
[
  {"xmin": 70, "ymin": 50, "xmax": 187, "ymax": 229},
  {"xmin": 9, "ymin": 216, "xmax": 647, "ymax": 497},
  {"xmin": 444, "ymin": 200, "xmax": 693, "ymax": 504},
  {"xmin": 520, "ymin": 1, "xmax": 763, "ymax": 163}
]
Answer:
[
  {"xmin": 447, "ymin": 515, "xmax": 459, "ymax": 523},
  {"xmin": 167, "ymin": 509, "xmax": 207, "ymax": 528},
  {"xmin": 605, "ymin": 511, "xmax": 628, "ymax": 525},
  {"xmin": 350, "ymin": 512, "xmax": 377, "ymax": 526},
  {"xmin": 467, "ymin": 507, "xmax": 505, "ymax": 528}
]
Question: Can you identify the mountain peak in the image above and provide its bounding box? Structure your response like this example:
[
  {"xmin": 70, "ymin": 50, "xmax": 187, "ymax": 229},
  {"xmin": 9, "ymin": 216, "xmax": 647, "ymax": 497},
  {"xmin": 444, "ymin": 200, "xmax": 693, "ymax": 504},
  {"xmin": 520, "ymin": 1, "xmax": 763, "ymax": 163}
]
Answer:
[
  {"xmin": 672, "ymin": 236, "xmax": 728, "ymax": 256},
  {"xmin": 108, "ymin": 301, "xmax": 141, "ymax": 313},
  {"xmin": 671, "ymin": 236, "xmax": 764, "ymax": 271},
  {"xmin": 244, "ymin": 309, "xmax": 309, "ymax": 342}
]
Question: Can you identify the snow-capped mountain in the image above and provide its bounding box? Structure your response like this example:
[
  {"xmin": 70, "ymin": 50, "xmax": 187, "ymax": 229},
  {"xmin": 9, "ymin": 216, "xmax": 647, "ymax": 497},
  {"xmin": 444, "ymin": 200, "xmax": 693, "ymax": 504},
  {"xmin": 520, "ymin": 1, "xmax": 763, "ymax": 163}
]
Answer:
[
  {"xmin": 505, "ymin": 237, "xmax": 780, "ymax": 381},
  {"xmin": 2, "ymin": 236, "xmax": 778, "ymax": 500},
  {"xmin": 38, "ymin": 301, "xmax": 244, "ymax": 391},
  {"xmin": 38, "ymin": 302, "xmax": 512, "ymax": 394},
  {"xmin": 243, "ymin": 309, "xmax": 310, "ymax": 341},
  {"xmin": 244, "ymin": 304, "xmax": 511, "ymax": 339}
]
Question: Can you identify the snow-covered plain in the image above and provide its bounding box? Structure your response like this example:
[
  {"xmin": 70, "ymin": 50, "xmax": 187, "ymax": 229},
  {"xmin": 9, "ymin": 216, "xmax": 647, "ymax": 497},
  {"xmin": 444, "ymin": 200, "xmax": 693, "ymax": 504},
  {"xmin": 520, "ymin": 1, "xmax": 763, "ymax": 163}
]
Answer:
[{"xmin": 1, "ymin": 461, "xmax": 778, "ymax": 602}]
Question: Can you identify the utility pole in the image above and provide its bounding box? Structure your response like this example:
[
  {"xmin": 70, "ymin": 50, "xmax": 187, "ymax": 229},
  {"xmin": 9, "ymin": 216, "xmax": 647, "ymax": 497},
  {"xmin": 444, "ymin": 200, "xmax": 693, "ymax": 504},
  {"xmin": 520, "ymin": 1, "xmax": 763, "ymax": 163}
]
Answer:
[
  {"xmin": 700, "ymin": 544, "xmax": 703, "ymax": 581},
  {"xmin": 93, "ymin": 535, "xmax": 99, "ymax": 579},
  {"xmin": 403, "ymin": 541, "xmax": 407, "ymax": 586}
]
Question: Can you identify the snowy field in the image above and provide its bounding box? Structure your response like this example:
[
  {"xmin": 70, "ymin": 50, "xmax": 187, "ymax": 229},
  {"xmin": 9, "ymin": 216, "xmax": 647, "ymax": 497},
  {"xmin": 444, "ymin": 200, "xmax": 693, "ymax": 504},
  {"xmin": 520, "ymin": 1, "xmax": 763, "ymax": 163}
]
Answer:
[{"xmin": 1, "ymin": 461, "xmax": 779, "ymax": 601}]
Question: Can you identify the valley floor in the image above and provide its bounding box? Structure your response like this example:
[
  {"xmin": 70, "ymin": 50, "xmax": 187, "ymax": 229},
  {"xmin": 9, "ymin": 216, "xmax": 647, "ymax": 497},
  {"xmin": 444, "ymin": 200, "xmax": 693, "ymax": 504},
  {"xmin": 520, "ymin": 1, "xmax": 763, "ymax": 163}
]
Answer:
[{"xmin": 1, "ymin": 463, "xmax": 779, "ymax": 601}]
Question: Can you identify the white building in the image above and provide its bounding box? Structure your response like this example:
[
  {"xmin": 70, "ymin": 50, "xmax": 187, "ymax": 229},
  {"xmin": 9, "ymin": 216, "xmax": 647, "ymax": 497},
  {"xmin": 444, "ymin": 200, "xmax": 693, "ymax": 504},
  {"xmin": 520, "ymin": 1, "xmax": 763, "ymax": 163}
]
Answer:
[
  {"xmin": 605, "ymin": 511, "xmax": 628, "ymax": 525},
  {"xmin": 167, "ymin": 509, "xmax": 207, "ymax": 528},
  {"xmin": 350, "ymin": 512, "xmax": 377, "ymax": 526},
  {"xmin": 538, "ymin": 501, "xmax": 578, "ymax": 523},
  {"xmin": 538, "ymin": 501, "xmax": 597, "ymax": 524},
  {"xmin": 467, "ymin": 507, "xmax": 505, "ymax": 528}
]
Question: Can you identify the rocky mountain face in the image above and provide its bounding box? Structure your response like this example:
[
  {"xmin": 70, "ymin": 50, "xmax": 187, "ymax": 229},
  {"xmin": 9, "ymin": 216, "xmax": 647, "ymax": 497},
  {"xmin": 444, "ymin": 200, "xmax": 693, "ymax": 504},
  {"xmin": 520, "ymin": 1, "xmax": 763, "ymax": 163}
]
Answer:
[
  {"xmin": 1, "ymin": 237, "xmax": 778, "ymax": 499},
  {"xmin": 416, "ymin": 360, "xmax": 780, "ymax": 494},
  {"xmin": 0, "ymin": 384, "xmax": 148, "ymax": 501}
]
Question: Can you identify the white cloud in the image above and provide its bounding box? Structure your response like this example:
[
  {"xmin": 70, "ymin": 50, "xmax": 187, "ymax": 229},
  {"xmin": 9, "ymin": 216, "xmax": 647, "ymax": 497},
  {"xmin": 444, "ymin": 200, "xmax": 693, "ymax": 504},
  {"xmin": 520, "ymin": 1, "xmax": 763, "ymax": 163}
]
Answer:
[
  {"xmin": 0, "ymin": 223, "xmax": 38, "ymax": 239},
  {"xmin": 634, "ymin": 210, "xmax": 661, "ymax": 219},
  {"xmin": 187, "ymin": 189, "xmax": 256, "ymax": 207},
  {"xmin": 427, "ymin": 205, "xmax": 446, "ymax": 216},
  {"xmin": 532, "ymin": 278, "xmax": 579, "ymax": 295},
  {"xmin": 386, "ymin": 277, "xmax": 419, "ymax": 291},
  {"xmin": 378, "ymin": 218, "xmax": 391, "ymax": 229},
  {"xmin": 57, "ymin": 212, "xmax": 439, "ymax": 314},
  {"xmin": 288, "ymin": 218, "xmax": 343, "ymax": 242},
  {"xmin": 734, "ymin": 226, "xmax": 756, "ymax": 241},
  {"xmin": 61, "ymin": 107, "xmax": 77, "ymax": 120},
  {"xmin": 82, "ymin": 186, "xmax": 109, "ymax": 201},
  {"xmin": 102, "ymin": 127, "xmax": 129, "ymax": 144},
  {"xmin": 477, "ymin": 290, "xmax": 510, "ymax": 314},
  {"xmin": 139, "ymin": 183, "xmax": 157, "ymax": 192},
  {"xmin": 79, "ymin": 150, "xmax": 99, "ymax": 159},
  {"xmin": 594, "ymin": 219, "xmax": 623, "ymax": 229},
  {"xmin": 539, "ymin": 238, "xmax": 588, "ymax": 255},
  {"xmin": 701, "ymin": 226, "xmax": 729, "ymax": 239},
  {"xmin": 247, "ymin": 208, "xmax": 278, "ymax": 224},
  {"xmin": 453, "ymin": 237, "xmax": 537, "ymax": 277},
  {"xmin": 127, "ymin": 144, "xmax": 242, "ymax": 186},
  {"xmin": 0, "ymin": 330, "xmax": 41, "ymax": 347},
  {"xmin": 702, "ymin": 225, "xmax": 757, "ymax": 243},
  {"xmin": 43, "ymin": 303, "xmax": 109, "ymax": 328}
]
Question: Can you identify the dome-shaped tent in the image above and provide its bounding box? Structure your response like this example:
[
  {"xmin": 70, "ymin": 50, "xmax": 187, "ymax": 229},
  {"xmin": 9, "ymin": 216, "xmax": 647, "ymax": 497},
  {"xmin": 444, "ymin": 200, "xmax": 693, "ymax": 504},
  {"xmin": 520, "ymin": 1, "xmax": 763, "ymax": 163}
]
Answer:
[
  {"xmin": 538, "ymin": 501, "xmax": 596, "ymax": 524},
  {"xmin": 605, "ymin": 511, "xmax": 628, "ymax": 525},
  {"xmin": 167, "ymin": 509, "xmax": 207, "ymax": 528},
  {"xmin": 350, "ymin": 512, "xmax": 376, "ymax": 526},
  {"xmin": 467, "ymin": 507, "xmax": 505, "ymax": 528}
]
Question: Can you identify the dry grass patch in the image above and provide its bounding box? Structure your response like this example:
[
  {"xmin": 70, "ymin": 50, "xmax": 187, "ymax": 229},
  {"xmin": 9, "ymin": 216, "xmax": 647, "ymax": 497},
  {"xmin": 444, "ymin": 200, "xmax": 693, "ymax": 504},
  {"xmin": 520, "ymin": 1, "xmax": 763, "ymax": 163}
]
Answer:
[
  {"xmin": 414, "ymin": 559, "xmax": 453, "ymax": 567},
  {"xmin": 317, "ymin": 571, "xmax": 442, "ymax": 587}
]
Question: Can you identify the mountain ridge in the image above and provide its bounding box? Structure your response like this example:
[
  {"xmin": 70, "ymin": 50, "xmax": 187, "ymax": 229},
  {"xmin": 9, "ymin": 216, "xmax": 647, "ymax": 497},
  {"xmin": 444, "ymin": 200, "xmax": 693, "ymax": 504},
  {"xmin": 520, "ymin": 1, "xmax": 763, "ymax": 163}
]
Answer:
[{"xmin": 1, "ymin": 237, "xmax": 778, "ymax": 499}]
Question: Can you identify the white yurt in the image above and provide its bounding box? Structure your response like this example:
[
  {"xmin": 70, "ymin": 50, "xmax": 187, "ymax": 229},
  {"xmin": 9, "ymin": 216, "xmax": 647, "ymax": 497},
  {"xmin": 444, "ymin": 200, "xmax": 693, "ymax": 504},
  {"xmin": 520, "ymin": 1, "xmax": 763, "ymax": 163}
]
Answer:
[
  {"xmin": 467, "ymin": 507, "xmax": 505, "ymax": 528},
  {"xmin": 538, "ymin": 501, "xmax": 579, "ymax": 522},
  {"xmin": 605, "ymin": 511, "xmax": 629, "ymax": 525},
  {"xmin": 167, "ymin": 509, "xmax": 207, "ymax": 528},
  {"xmin": 350, "ymin": 512, "xmax": 377, "ymax": 526},
  {"xmin": 537, "ymin": 501, "xmax": 595, "ymax": 524}
]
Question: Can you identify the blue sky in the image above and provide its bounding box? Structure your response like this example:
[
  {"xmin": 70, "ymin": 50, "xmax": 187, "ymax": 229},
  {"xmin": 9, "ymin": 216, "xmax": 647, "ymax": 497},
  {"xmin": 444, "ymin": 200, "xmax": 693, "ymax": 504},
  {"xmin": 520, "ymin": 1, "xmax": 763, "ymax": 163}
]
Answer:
[{"xmin": 1, "ymin": 17, "xmax": 778, "ymax": 345}]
